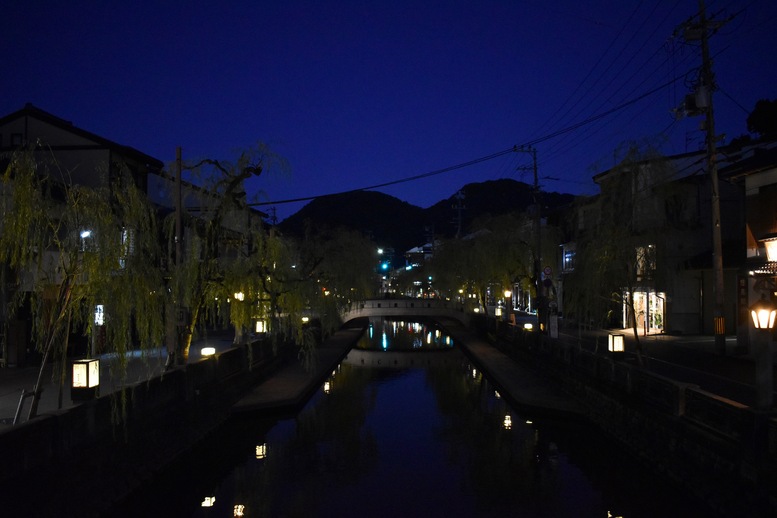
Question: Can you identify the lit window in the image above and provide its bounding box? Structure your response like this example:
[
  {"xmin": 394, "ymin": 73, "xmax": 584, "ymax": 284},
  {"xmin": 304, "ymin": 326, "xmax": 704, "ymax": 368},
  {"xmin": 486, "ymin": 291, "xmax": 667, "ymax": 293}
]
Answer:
[
  {"xmin": 256, "ymin": 443, "xmax": 267, "ymax": 459},
  {"xmin": 79, "ymin": 229, "xmax": 93, "ymax": 252},
  {"xmin": 119, "ymin": 228, "xmax": 135, "ymax": 268}
]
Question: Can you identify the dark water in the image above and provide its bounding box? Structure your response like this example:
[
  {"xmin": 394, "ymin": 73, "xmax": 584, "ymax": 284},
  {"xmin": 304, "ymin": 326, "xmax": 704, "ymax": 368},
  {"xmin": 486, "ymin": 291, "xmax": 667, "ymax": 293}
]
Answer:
[{"xmin": 114, "ymin": 319, "xmax": 711, "ymax": 517}]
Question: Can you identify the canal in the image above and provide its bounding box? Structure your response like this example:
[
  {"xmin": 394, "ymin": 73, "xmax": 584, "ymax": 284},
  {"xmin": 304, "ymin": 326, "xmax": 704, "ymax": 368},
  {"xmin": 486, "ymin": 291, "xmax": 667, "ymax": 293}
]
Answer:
[{"xmin": 113, "ymin": 318, "xmax": 710, "ymax": 517}]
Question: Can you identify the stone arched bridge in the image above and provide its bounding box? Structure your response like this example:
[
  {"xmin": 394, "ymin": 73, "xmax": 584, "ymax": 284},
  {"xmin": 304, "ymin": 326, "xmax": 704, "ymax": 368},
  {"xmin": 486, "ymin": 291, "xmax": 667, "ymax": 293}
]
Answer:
[{"xmin": 340, "ymin": 298, "xmax": 471, "ymax": 326}]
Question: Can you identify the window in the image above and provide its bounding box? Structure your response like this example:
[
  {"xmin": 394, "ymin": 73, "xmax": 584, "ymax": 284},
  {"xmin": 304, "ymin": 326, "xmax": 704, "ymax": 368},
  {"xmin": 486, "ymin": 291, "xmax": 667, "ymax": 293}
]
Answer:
[
  {"xmin": 561, "ymin": 245, "xmax": 575, "ymax": 272},
  {"xmin": 119, "ymin": 228, "xmax": 136, "ymax": 268}
]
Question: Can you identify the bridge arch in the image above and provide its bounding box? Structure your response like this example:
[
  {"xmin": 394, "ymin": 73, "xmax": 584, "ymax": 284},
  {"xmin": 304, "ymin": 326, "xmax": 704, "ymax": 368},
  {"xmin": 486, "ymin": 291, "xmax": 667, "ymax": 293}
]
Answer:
[{"xmin": 340, "ymin": 298, "xmax": 471, "ymax": 326}]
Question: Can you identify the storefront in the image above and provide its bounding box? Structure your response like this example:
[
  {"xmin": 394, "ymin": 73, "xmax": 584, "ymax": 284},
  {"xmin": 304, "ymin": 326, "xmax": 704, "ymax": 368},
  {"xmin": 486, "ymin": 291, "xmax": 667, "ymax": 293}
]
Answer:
[{"xmin": 624, "ymin": 290, "xmax": 666, "ymax": 335}]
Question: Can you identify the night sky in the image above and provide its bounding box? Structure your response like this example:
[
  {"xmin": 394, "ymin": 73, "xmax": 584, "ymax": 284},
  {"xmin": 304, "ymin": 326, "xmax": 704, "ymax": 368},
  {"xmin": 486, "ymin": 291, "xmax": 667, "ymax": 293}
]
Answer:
[{"xmin": 4, "ymin": 1, "xmax": 776, "ymax": 221}]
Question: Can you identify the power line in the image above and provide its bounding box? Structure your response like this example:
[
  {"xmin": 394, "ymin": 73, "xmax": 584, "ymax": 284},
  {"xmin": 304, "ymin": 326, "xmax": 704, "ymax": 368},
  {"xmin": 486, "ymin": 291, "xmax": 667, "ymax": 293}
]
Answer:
[{"xmin": 250, "ymin": 75, "xmax": 684, "ymax": 208}]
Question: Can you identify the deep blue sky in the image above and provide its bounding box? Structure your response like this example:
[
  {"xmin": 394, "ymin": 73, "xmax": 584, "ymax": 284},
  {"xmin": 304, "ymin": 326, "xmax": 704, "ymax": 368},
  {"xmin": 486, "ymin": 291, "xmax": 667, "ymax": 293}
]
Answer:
[{"xmin": 4, "ymin": 1, "xmax": 776, "ymax": 221}]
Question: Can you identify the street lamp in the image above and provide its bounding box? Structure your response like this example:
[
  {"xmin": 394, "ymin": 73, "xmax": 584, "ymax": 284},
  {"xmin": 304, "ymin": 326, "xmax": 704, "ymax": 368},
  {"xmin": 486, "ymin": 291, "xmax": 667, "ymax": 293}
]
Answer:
[
  {"xmin": 761, "ymin": 233, "xmax": 777, "ymax": 263},
  {"xmin": 608, "ymin": 333, "xmax": 625, "ymax": 359},
  {"xmin": 751, "ymin": 296, "xmax": 777, "ymax": 330},
  {"xmin": 71, "ymin": 358, "xmax": 100, "ymax": 401},
  {"xmin": 504, "ymin": 290, "xmax": 512, "ymax": 322},
  {"xmin": 750, "ymin": 295, "xmax": 776, "ymax": 409}
]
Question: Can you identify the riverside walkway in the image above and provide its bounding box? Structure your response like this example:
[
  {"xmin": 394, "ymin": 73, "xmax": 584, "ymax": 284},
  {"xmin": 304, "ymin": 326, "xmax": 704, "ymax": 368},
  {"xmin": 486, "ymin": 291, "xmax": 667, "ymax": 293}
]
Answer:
[
  {"xmin": 231, "ymin": 318, "xmax": 586, "ymax": 418},
  {"xmin": 2, "ymin": 320, "xmax": 774, "ymax": 428},
  {"xmin": 2, "ymin": 316, "xmax": 774, "ymax": 518},
  {"xmin": 0, "ymin": 332, "xmax": 235, "ymax": 428}
]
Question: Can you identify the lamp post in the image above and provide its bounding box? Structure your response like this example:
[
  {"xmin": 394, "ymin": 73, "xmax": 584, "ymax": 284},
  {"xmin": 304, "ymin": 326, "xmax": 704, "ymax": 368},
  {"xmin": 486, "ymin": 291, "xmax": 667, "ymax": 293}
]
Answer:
[
  {"xmin": 608, "ymin": 333, "xmax": 625, "ymax": 360},
  {"xmin": 761, "ymin": 233, "xmax": 777, "ymax": 259},
  {"xmin": 71, "ymin": 358, "xmax": 100, "ymax": 401},
  {"xmin": 750, "ymin": 296, "xmax": 776, "ymax": 409},
  {"xmin": 504, "ymin": 289, "xmax": 512, "ymax": 323}
]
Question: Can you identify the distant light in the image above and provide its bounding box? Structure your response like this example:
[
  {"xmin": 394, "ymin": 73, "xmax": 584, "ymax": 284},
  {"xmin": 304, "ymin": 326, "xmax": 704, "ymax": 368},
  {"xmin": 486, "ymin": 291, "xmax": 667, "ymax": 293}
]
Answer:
[
  {"xmin": 201, "ymin": 347, "xmax": 216, "ymax": 357},
  {"xmin": 302, "ymin": 316, "xmax": 310, "ymax": 323},
  {"xmin": 503, "ymin": 415, "xmax": 512, "ymax": 430},
  {"xmin": 234, "ymin": 504, "xmax": 246, "ymax": 517},
  {"xmin": 523, "ymin": 323, "xmax": 533, "ymax": 331},
  {"xmin": 233, "ymin": 292, "xmax": 245, "ymax": 301},
  {"xmin": 255, "ymin": 443, "xmax": 267, "ymax": 459},
  {"xmin": 202, "ymin": 496, "xmax": 216, "ymax": 507},
  {"xmin": 80, "ymin": 230, "xmax": 92, "ymax": 239},
  {"xmin": 377, "ymin": 248, "xmax": 384, "ymax": 254},
  {"xmin": 381, "ymin": 262, "xmax": 389, "ymax": 270},
  {"xmin": 94, "ymin": 304, "xmax": 105, "ymax": 326}
]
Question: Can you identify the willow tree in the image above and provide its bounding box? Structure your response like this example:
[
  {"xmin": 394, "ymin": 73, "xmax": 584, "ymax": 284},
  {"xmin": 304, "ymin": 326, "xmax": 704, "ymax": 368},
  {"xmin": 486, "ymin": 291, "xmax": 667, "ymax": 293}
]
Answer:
[
  {"xmin": 0, "ymin": 144, "xmax": 165, "ymax": 419},
  {"xmin": 431, "ymin": 212, "xmax": 535, "ymax": 317},
  {"xmin": 167, "ymin": 144, "xmax": 310, "ymax": 364},
  {"xmin": 565, "ymin": 143, "xmax": 674, "ymax": 365},
  {"xmin": 294, "ymin": 224, "xmax": 377, "ymax": 333}
]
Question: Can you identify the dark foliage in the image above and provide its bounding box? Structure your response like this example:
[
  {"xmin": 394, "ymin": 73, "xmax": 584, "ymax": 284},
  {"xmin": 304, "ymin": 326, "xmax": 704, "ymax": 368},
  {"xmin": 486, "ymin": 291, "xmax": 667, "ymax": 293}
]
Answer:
[{"xmin": 278, "ymin": 179, "xmax": 576, "ymax": 255}]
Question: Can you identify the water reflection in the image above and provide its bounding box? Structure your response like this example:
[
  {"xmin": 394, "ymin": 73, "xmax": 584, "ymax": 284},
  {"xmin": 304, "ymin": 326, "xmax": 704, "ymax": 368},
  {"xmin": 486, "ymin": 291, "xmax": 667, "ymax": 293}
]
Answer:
[
  {"xmin": 113, "ymin": 320, "xmax": 710, "ymax": 518},
  {"xmin": 360, "ymin": 317, "xmax": 454, "ymax": 351}
]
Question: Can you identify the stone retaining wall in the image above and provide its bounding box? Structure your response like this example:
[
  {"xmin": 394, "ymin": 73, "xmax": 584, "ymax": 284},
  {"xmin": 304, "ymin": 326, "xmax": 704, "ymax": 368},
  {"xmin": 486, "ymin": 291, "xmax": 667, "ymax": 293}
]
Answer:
[
  {"xmin": 0, "ymin": 339, "xmax": 284, "ymax": 513},
  {"xmin": 493, "ymin": 327, "xmax": 777, "ymax": 517}
]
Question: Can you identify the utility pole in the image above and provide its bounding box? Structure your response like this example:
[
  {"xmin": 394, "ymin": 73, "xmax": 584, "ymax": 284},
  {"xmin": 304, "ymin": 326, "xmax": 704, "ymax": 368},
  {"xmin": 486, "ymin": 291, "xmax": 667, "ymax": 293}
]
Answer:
[
  {"xmin": 176, "ymin": 147, "xmax": 182, "ymax": 268},
  {"xmin": 166, "ymin": 147, "xmax": 183, "ymax": 369},
  {"xmin": 700, "ymin": 1, "xmax": 726, "ymax": 355},
  {"xmin": 518, "ymin": 145, "xmax": 542, "ymax": 338},
  {"xmin": 676, "ymin": 1, "xmax": 729, "ymax": 354},
  {"xmin": 452, "ymin": 190, "xmax": 466, "ymax": 239}
]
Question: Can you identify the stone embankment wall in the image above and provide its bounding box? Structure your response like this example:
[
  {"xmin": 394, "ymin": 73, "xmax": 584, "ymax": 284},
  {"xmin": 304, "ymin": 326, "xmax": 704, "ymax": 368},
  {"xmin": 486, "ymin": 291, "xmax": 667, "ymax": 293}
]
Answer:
[
  {"xmin": 0, "ymin": 340, "xmax": 285, "ymax": 514},
  {"xmin": 492, "ymin": 325, "xmax": 777, "ymax": 517}
]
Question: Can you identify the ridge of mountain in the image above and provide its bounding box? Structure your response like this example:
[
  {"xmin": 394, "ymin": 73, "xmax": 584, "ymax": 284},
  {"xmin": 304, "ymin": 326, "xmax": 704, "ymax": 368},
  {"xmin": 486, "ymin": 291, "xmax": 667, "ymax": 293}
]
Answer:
[{"xmin": 278, "ymin": 179, "xmax": 578, "ymax": 255}]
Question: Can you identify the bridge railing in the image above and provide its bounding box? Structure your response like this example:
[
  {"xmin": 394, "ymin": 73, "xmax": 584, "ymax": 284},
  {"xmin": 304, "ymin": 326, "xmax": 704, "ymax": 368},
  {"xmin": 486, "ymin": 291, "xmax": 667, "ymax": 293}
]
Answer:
[{"xmin": 341, "ymin": 298, "xmax": 471, "ymax": 326}]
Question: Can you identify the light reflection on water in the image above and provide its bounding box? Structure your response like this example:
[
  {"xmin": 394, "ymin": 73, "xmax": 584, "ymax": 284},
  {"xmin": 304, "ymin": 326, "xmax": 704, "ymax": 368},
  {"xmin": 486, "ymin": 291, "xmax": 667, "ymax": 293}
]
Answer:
[
  {"xmin": 114, "ymin": 319, "xmax": 709, "ymax": 517},
  {"xmin": 359, "ymin": 318, "xmax": 454, "ymax": 351}
]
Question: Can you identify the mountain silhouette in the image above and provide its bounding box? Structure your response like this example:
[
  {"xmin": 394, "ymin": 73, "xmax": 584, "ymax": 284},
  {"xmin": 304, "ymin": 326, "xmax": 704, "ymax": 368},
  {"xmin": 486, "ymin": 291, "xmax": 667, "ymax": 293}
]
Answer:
[{"xmin": 278, "ymin": 179, "xmax": 577, "ymax": 257}]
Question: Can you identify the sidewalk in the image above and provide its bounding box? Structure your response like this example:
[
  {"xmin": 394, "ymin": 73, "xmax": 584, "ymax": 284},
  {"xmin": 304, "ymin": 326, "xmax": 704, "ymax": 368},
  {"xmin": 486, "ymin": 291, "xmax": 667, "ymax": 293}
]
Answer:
[
  {"xmin": 554, "ymin": 327, "xmax": 776, "ymax": 407},
  {"xmin": 2, "ymin": 325, "xmax": 774, "ymax": 429},
  {"xmin": 0, "ymin": 332, "xmax": 235, "ymax": 428}
]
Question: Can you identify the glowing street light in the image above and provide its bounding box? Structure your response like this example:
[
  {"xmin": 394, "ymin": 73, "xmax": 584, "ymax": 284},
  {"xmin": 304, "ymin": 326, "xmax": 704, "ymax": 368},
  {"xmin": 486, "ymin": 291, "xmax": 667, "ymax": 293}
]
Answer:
[
  {"xmin": 761, "ymin": 233, "xmax": 777, "ymax": 263},
  {"xmin": 751, "ymin": 297, "xmax": 777, "ymax": 330},
  {"xmin": 750, "ymin": 295, "xmax": 776, "ymax": 409},
  {"xmin": 71, "ymin": 358, "xmax": 100, "ymax": 401},
  {"xmin": 608, "ymin": 333, "xmax": 625, "ymax": 359}
]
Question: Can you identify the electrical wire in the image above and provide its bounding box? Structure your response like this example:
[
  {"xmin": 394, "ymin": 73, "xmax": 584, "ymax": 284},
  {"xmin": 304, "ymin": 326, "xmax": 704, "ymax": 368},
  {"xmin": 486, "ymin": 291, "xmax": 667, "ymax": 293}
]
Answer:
[{"xmin": 250, "ymin": 75, "xmax": 684, "ymax": 207}]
